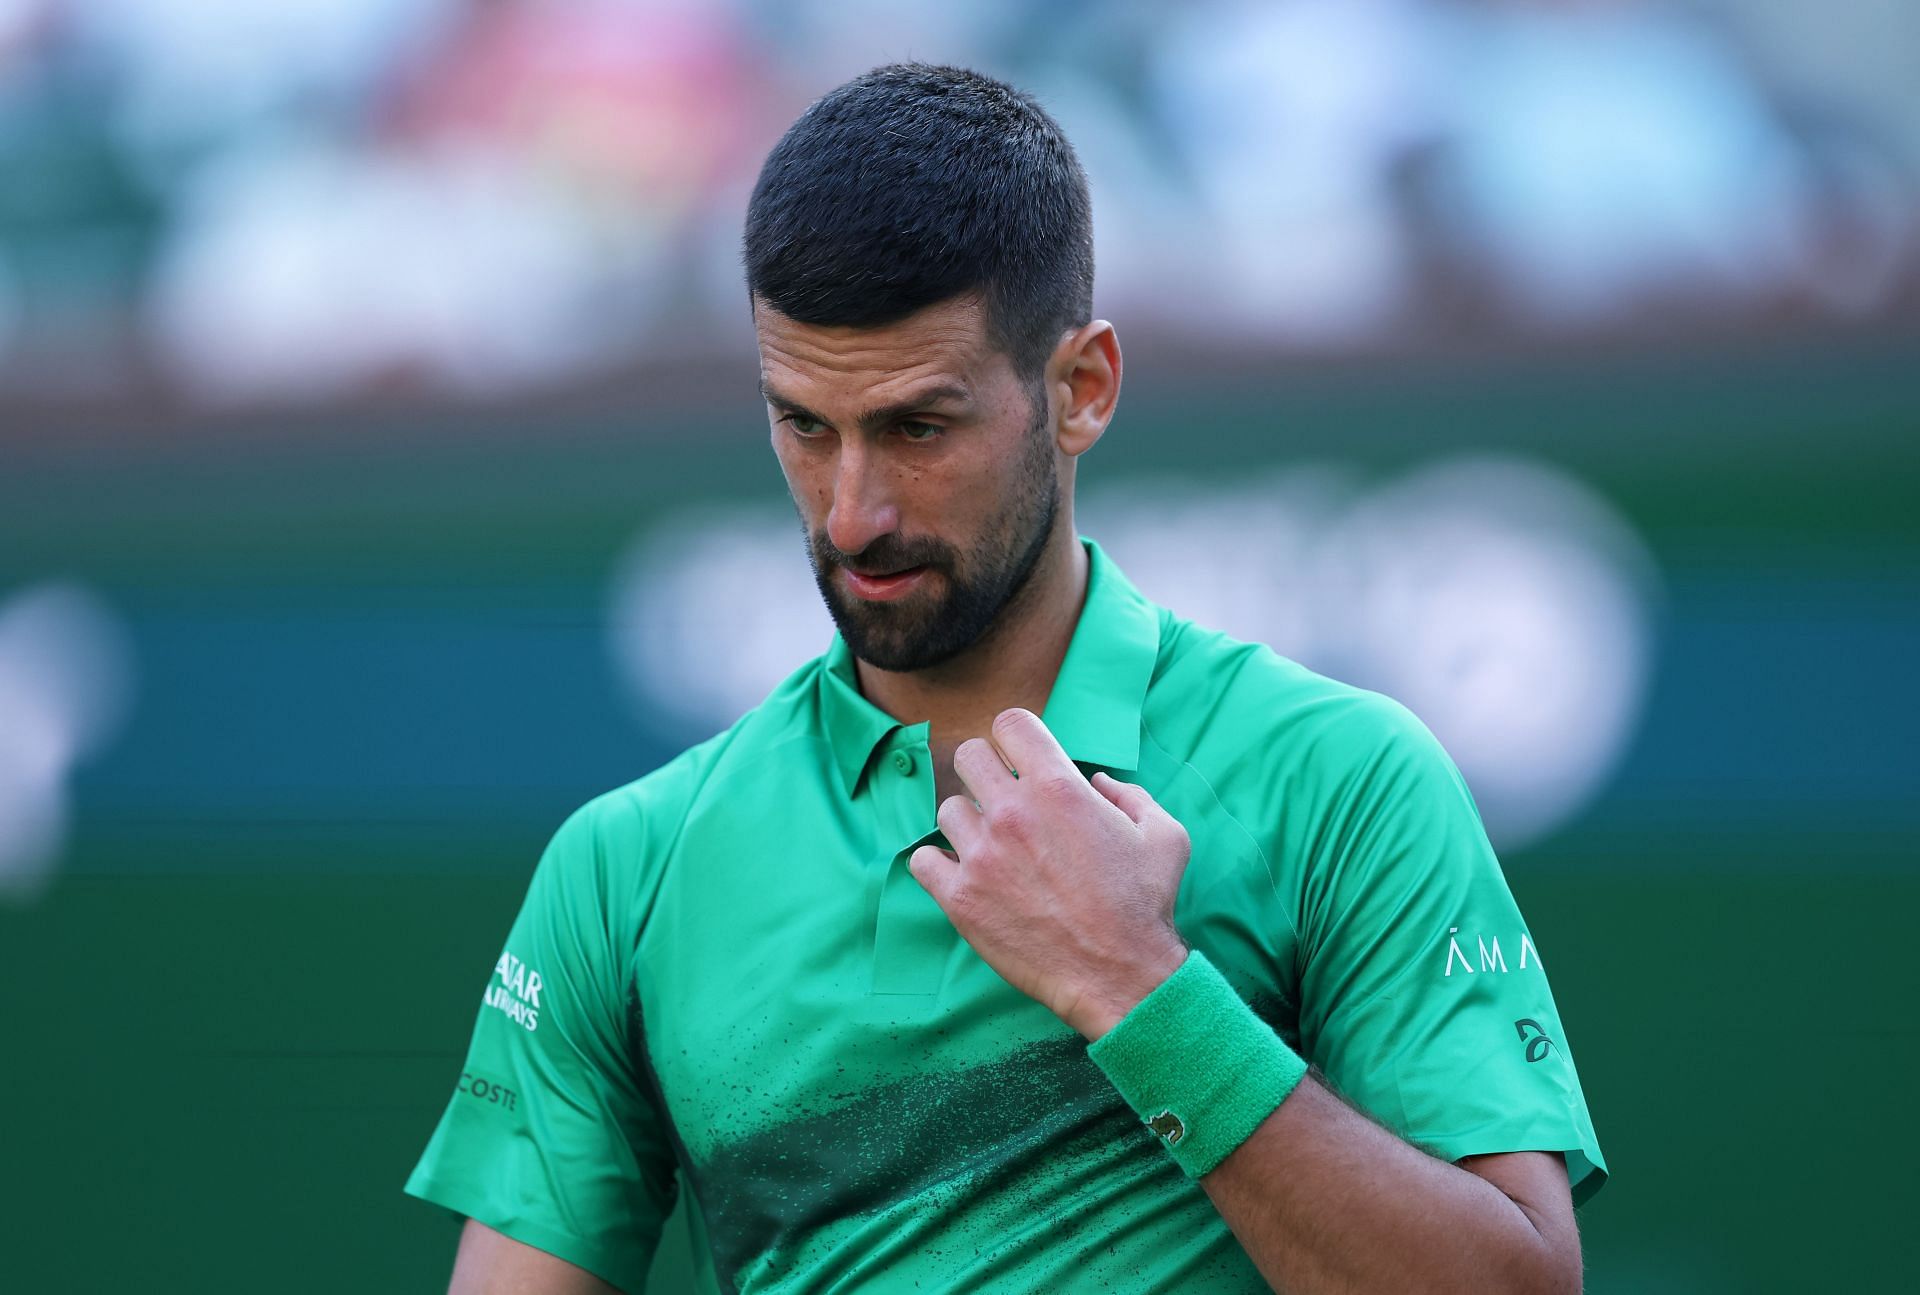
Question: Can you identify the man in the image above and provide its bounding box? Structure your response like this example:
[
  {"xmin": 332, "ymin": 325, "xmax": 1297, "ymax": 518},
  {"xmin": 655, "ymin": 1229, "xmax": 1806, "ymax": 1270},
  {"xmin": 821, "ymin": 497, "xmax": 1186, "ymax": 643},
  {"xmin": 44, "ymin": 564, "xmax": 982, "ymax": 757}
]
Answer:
[{"xmin": 407, "ymin": 64, "xmax": 1606, "ymax": 1294}]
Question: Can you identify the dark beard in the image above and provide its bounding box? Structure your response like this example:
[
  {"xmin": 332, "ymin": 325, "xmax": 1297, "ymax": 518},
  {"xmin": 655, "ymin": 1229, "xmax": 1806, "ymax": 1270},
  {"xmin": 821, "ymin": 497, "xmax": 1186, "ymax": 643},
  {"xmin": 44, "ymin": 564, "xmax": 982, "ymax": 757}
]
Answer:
[{"xmin": 804, "ymin": 399, "xmax": 1058, "ymax": 672}]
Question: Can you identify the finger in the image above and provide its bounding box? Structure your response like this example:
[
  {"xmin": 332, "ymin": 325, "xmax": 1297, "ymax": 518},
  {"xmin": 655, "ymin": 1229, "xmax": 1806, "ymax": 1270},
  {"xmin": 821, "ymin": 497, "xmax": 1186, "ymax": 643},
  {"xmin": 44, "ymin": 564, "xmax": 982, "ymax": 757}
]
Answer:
[
  {"xmin": 1090, "ymin": 771, "xmax": 1157, "ymax": 826},
  {"xmin": 936, "ymin": 793, "xmax": 985, "ymax": 855},
  {"xmin": 1094, "ymin": 774, "xmax": 1189, "ymax": 861},
  {"xmin": 907, "ymin": 843, "xmax": 959, "ymax": 901},
  {"xmin": 953, "ymin": 735, "xmax": 1016, "ymax": 807},
  {"xmin": 987, "ymin": 707, "xmax": 1078, "ymax": 786}
]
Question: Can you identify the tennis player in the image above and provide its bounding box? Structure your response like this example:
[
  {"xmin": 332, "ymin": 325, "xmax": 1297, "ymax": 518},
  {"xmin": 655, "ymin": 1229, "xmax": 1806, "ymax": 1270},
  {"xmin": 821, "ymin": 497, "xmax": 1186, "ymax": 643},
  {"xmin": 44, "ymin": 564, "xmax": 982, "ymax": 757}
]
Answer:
[{"xmin": 407, "ymin": 63, "xmax": 1605, "ymax": 1294}]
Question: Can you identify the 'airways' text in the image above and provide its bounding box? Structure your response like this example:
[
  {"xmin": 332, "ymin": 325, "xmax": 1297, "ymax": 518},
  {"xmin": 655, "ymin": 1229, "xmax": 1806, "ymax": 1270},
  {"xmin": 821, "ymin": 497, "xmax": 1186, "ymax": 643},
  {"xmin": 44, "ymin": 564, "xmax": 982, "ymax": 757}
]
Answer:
[{"xmin": 485, "ymin": 950, "xmax": 543, "ymax": 1031}]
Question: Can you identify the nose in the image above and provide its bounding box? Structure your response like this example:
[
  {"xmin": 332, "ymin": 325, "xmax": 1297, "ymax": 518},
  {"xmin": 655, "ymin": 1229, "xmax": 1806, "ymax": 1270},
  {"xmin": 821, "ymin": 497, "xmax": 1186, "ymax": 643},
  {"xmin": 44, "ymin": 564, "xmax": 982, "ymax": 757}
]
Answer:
[{"xmin": 825, "ymin": 440, "xmax": 900, "ymax": 557}]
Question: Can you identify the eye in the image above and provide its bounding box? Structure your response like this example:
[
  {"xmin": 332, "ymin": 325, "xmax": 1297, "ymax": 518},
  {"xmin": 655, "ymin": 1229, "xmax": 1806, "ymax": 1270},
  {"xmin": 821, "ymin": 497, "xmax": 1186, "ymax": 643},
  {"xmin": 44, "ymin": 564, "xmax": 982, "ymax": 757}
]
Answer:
[
  {"xmin": 897, "ymin": 420, "xmax": 943, "ymax": 442},
  {"xmin": 780, "ymin": 412, "xmax": 826, "ymax": 438}
]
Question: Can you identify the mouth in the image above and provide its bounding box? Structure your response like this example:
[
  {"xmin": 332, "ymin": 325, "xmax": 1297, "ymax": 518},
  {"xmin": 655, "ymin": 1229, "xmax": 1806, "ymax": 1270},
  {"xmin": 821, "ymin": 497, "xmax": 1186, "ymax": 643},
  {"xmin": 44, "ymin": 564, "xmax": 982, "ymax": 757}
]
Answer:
[{"xmin": 841, "ymin": 564, "xmax": 929, "ymax": 602}]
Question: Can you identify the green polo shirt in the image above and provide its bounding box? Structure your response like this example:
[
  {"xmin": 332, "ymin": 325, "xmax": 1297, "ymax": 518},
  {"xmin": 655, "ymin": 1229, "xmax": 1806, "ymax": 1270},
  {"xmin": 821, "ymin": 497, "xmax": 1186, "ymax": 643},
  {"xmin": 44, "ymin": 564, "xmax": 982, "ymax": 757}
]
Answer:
[{"xmin": 406, "ymin": 537, "xmax": 1606, "ymax": 1293}]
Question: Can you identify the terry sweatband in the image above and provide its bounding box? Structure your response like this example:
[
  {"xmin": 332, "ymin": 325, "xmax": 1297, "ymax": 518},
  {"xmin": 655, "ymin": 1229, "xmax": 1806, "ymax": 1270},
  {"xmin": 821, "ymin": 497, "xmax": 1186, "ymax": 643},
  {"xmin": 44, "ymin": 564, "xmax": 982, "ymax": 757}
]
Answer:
[{"xmin": 1086, "ymin": 950, "xmax": 1308, "ymax": 1178}]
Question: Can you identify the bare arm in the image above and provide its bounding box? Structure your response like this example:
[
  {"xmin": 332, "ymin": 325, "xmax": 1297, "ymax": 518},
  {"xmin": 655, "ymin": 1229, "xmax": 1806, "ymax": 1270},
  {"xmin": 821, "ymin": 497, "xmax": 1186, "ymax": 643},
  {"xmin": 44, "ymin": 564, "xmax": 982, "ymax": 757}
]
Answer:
[
  {"xmin": 447, "ymin": 1219, "xmax": 624, "ymax": 1295},
  {"xmin": 1200, "ymin": 1081, "xmax": 1580, "ymax": 1293}
]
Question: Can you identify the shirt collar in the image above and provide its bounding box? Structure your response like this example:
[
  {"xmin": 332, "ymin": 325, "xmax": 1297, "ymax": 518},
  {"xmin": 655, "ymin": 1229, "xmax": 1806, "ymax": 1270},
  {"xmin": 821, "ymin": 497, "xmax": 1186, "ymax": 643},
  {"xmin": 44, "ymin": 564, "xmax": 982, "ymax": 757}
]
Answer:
[{"xmin": 818, "ymin": 536, "xmax": 1162, "ymax": 796}]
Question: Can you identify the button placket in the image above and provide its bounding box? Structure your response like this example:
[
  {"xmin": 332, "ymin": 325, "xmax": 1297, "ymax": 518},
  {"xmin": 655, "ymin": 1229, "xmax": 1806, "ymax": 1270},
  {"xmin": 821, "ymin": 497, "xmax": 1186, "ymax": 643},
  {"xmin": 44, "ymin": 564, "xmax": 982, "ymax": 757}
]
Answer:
[{"xmin": 869, "ymin": 734, "xmax": 950, "ymax": 997}]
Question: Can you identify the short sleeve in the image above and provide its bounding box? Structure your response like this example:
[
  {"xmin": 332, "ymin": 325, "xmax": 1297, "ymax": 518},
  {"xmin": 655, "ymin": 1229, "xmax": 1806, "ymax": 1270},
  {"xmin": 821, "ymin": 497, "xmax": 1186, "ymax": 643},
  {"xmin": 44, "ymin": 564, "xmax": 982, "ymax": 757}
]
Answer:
[
  {"xmin": 405, "ymin": 798, "xmax": 678, "ymax": 1290},
  {"xmin": 1294, "ymin": 696, "xmax": 1607, "ymax": 1205}
]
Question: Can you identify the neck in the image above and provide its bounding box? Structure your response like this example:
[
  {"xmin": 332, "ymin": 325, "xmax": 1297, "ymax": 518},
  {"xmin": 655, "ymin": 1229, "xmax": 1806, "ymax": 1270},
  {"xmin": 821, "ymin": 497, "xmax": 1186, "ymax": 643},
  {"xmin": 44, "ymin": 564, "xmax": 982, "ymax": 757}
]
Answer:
[{"xmin": 853, "ymin": 524, "xmax": 1089, "ymax": 751}]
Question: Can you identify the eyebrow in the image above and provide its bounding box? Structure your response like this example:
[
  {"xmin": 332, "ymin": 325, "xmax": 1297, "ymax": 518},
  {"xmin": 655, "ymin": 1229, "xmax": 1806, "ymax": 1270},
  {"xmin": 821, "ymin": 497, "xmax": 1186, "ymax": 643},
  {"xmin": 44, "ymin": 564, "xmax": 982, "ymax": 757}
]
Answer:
[{"xmin": 759, "ymin": 379, "xmax": 973, "ymax": 433}]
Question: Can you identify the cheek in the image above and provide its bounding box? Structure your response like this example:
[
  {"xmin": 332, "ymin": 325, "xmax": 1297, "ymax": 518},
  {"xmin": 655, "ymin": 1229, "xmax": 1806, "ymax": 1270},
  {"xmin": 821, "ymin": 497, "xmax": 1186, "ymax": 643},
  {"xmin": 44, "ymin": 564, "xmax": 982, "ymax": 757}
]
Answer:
[
  {"xmin": 771, "ymin": 438, "xmax": 833, "ymax": 517},
  {"xmin": 946, "ymin": 469, "xmax": 999, "ymax": 520}
]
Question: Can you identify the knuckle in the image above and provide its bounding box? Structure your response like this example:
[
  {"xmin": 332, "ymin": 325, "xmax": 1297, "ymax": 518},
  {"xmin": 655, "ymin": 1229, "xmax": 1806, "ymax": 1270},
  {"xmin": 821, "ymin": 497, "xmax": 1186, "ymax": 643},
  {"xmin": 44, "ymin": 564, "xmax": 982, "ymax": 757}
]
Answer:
[
  {"xmin": 991, "ymin": 707, "xmax": 1029, "ymax": 737},
  {"xmin": 944, "ymin": 879, "xmax": 975, "ymax": 915},
  {"xmin": 986, "ymin": 799, "xmax": 1026, "ymax": 834},
  {"xmin": 1034, "ymin": 772, "xmax": 1080, "ymax": 803}
]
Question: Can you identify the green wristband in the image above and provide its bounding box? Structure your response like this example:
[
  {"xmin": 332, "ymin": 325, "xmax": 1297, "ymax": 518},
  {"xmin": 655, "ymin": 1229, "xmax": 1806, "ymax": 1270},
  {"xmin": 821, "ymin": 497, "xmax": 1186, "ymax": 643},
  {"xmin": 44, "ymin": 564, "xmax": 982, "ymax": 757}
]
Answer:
[{"xmin": 1086, "ymin": 950, "xmax": 1308, "ymax": 1178}]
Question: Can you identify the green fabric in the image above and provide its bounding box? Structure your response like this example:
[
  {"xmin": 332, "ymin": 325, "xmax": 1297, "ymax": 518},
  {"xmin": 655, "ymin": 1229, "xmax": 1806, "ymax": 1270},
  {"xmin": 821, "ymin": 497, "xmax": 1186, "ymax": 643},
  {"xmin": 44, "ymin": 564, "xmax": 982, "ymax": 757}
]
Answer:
[
  {"xmin": 1088, "ymin": 950, "xmax": 1309, "ymax": 1178},
  {"xmin": 405, "ymin": 536, "xmax": 1607, "ymax": 1294}
]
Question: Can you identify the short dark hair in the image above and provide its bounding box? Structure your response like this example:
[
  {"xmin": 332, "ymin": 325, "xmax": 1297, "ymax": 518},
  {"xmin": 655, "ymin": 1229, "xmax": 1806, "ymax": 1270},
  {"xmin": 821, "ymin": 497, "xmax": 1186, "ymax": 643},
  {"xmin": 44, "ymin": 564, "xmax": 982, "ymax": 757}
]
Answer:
[{"xmin": 744, "ymin": 63, "xmax": 1094, "ymax": 382}]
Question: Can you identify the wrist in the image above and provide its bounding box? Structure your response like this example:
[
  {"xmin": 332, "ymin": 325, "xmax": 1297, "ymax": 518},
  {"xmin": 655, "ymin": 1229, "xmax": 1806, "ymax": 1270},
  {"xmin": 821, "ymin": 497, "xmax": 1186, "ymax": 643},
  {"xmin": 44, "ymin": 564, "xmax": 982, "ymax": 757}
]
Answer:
[
  {"xmin": 1085, "ymin": 949, "xmax": 1309, "ymax": 1178},
  {"xmin": 1065, "ymin": 933, "xmax": 1189, "ymax": 1041}
]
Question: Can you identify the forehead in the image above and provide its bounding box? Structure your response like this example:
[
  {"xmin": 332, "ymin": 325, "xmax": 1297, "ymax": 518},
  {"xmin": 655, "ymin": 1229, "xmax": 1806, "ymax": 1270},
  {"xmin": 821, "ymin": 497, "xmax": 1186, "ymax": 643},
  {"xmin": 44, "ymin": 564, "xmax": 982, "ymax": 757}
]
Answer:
[{"xmin": 753, "ymin": 294, "xmax": 1013, "ymax": 402}]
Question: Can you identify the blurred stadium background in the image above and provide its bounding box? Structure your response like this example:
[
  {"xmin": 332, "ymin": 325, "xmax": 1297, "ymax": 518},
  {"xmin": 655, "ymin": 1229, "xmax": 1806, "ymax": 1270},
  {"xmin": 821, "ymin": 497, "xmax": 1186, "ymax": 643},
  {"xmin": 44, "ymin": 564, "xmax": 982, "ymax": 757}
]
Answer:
[{"xmin": 1, "ymin": 0, "xmax": 1915, "ymax": 1290}]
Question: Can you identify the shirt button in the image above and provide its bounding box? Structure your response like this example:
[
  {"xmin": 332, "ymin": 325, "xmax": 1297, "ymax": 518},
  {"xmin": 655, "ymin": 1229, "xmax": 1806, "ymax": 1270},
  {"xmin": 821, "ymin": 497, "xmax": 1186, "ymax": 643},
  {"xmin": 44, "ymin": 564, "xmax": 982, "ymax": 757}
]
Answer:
[{"xmin": 891, "ymin": 750, "xmax": 915, "ymax": 776}]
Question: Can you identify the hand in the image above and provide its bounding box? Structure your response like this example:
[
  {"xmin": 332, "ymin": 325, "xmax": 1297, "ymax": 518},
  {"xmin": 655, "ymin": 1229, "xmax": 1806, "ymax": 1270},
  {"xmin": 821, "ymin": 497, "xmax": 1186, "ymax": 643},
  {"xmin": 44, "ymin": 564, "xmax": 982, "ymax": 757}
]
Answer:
[{"xmin": 909, "ymin": 707, "xmax": 1191, "ymax": 1039}]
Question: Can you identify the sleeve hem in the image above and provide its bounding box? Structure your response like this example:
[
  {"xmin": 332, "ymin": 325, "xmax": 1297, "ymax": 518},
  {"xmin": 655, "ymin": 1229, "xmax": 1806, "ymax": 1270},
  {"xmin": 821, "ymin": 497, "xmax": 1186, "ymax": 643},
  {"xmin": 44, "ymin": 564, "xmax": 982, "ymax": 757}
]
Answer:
[
  {"xmin": 1425, "ymin": 1134, "xmax": 1608, "ymax": 1207},
  {"xmin": 403, "ymin": 1171, "xmax": 653, "ymax": 1295}
]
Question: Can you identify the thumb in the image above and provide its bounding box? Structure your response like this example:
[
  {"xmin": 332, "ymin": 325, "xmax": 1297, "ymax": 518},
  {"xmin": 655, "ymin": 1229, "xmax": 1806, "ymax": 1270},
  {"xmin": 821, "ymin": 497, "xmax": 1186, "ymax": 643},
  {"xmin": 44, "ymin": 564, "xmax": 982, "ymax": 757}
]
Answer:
[{"xmin": 1091, "ymin": 771, "xmax": 1158, "ymax": 826}]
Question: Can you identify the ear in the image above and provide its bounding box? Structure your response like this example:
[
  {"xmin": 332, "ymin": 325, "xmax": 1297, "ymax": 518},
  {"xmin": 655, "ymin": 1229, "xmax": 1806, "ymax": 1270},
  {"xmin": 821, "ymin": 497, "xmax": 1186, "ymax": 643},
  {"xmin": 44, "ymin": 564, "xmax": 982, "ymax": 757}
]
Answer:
[{"xmin": 1049, "ymin": 321, "xmax": 1122, "ymax": 458}]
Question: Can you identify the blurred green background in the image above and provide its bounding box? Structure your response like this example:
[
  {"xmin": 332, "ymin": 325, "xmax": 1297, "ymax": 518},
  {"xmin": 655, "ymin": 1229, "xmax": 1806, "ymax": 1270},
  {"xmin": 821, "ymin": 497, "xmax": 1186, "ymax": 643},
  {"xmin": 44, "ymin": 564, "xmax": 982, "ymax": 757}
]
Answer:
[{"xmin": 2, "ymin": 1, "xmax": 1918, "ymax": 1292}]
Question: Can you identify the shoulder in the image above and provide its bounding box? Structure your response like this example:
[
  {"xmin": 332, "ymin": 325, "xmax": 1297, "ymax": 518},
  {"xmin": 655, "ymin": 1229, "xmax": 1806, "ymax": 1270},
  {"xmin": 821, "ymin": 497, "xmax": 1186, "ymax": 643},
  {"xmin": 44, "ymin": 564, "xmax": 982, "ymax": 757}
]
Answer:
[
  {"xmin": 544, "ymin": 650, "xmax": 833, "ymax": 877},
  {"xmin": 1147, "ymin": 614, "xmax": 1499, "ymax": 949},
  {"xmin": 1146, "ymin": 611, "xmax": 1454, "ymax": 799}
]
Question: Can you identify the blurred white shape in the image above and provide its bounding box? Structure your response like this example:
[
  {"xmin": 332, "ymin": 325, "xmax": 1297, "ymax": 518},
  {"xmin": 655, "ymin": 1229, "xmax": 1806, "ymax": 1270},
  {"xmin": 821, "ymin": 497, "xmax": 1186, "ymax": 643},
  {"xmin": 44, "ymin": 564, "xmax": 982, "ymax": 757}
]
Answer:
[
  {"xmin": 1080, "ymin": 465, "xmax": 1356, "ymax": 663},
  {"xmin": 1029, "ymin": 71, "xmax": 1197, "ymax": 330},
  {"xmin": 1149, "ymin": 0, "xmax": 1439, "ymax": 340},
  {"xmin": 0, "ymin": 583, "xmax": 136, "ymax": 902},
  {"xmin": 71, "ymin": 0, "xmax": 457, "ymax": 160},
  {"xmin": 149, "ymin": 140, "xmax": 656, "ymax": 402},
  {"xmin": 607, "ymin": 457, "xmax": 1655, "ymax": 851},
  {"xmin": 1316, "ymin": 460, "xmax": 1657, "ymax": 849},
  {"xmin": 0, "ymin": 0, "xmax": 42, "ymax": 63},
  {"xmin": 1435, "ymin": 7, "xmax": 1816, "ymax": 318},
  {"xmin": 606, "ymin": 504, "xmax": 834, "ymax": 734}
]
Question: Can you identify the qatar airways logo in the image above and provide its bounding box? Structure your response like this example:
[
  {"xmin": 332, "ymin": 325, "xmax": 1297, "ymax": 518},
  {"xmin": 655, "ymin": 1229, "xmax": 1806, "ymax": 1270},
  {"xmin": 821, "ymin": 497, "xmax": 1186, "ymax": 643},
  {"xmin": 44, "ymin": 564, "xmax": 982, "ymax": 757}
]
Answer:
[
  {"xmin": 1442, "ymin": 927, "xmax": 1542, "ymax": 978},
  {"xmin": 485, "ymin": 950, "xmax": 543, "ymax": 1031}
]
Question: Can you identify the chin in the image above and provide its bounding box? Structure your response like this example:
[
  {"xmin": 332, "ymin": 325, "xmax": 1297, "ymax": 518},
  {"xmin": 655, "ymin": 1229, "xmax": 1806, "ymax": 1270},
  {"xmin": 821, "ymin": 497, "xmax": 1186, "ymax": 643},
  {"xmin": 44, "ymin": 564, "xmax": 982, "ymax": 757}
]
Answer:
[{"xmin": 842, "ymin": 624, "xmax": 938, "ymax": 671}]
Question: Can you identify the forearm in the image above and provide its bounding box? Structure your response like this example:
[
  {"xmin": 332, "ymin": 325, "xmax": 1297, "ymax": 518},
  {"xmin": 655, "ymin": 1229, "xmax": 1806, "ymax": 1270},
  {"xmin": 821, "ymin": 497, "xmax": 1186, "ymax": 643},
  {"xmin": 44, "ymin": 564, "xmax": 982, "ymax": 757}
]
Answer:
[{"xmin": 1198, "ymin": 1078, "xmax": 1578, "ymax": 1294}]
